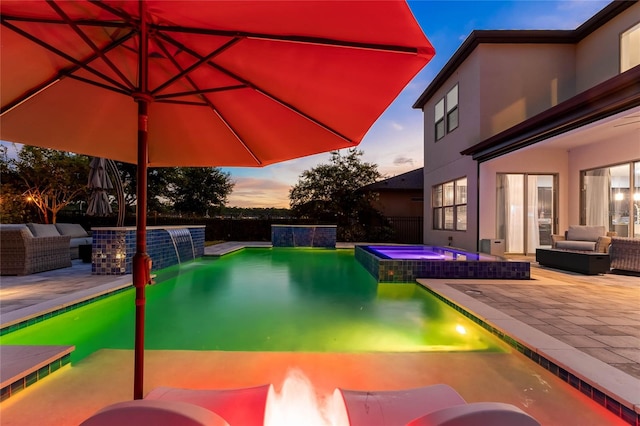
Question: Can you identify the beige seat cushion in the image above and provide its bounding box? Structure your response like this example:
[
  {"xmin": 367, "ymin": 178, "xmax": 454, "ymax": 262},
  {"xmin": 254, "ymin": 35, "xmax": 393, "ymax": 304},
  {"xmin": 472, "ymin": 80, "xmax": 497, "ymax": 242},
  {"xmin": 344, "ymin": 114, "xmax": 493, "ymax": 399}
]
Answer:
[
  {"xmin": 26, "ymin": 223, "xmax": 61, "ymax": 237},
  {"xmin": 55, "ymin": 223, "xmax": 89, "ymax": 238},
  {"xmin": 566, "ymin": 225, "xmax": 605, "ymax": 242}
]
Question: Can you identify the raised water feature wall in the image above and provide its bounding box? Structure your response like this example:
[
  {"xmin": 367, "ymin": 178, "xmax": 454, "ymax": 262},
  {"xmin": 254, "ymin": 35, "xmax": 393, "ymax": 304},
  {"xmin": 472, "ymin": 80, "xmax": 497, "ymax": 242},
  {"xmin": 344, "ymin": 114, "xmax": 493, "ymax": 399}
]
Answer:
[
  {"xmin": 271, "ymin": 225, "xmax": 337, "ymax": 248},
  {"xmin": 91, "ymin": 226, "xmax": 205, "ymax": 275}
]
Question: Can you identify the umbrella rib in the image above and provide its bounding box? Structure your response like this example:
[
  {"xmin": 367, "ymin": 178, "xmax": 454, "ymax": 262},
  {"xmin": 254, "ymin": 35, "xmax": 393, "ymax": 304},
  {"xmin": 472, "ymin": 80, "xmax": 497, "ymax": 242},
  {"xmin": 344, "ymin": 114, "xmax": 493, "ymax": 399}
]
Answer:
[
  {"xmin": 154, "ymin": 85, "xmax": 246, "ymax": 101},
  {"xmin": 153, "ymin": 37, "xmax": 263, "ymax": 166},
  {"xmin": 151, "ymin": 38, "xmax": 242, "ymax": 96},
  {"xmin": 88, "ymin": 0, "xmax": 137, "ymax": 24},
  {"xmin": 46, "ymin": 0, "xmax": 136, "ymax": 91},
  {"xmin": 66, "ymin": 74, "xmax": 132, "ymax": 97},
  {"xmin": 155, "ymin": 31, "xmax": 356, "ymax": 145},
  {"xmin": 1, "ymin": 77, "xmax": 59, "ymax": 115},
  {"xmin": 0, "ymin": 14, "xmax": 131, "ymax": 28},
  {"xmin": 154, "ymin": 99, "xmax": 208, "ymax": 106},
  {"xmin": 157, "ymin": 24, "xmax": 424, "ymax": 56},
  {"xmin": 1, "ymin": 18, "xmax": 134, "ymax": 94}
]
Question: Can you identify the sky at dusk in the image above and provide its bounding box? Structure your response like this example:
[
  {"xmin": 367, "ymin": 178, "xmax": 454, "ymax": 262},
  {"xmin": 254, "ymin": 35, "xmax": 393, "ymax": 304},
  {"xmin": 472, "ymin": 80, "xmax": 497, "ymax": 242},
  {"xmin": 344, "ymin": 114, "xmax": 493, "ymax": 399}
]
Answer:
[
  {"xmin": 1, "ymin": 0, "xmax": 611, "ymax": 208},
  {"xmin": 223, "ymin": 0, "xmax": 611, "ymax": 208}
]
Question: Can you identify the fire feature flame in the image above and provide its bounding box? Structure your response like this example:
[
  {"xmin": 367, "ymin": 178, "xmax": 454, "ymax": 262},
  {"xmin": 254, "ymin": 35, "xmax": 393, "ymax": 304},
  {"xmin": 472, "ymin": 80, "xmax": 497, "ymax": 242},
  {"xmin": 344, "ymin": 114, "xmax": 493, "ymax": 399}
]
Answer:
[{"xmin": 263, "ymin": 369, "xmax": 350, "ymax": 426}]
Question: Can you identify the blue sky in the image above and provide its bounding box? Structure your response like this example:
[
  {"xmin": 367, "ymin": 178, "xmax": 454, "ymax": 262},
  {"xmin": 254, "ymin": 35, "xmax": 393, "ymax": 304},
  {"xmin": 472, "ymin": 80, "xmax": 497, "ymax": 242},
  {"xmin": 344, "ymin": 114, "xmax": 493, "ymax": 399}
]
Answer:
[
  {"xmin": 224, "ymin": 0, "xmax": 611, "ymax": 208},
  {"xmin": 2, "ymin": 0, "xmax": 611, "ymax": 208}
]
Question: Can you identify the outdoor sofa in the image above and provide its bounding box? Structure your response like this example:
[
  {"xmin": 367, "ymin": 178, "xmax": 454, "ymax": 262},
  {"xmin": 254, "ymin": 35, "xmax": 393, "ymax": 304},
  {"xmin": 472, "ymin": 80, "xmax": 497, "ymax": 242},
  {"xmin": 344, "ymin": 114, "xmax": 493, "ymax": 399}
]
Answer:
[
  {"xmin": 537, "ymin": 225, "xmax": 615, "ymax": 274},
  {"xmin": 609, "ymin": 237, "xmax": 640, "ymax": 273},
  {"xmin": 551, "ymin": 225, "xmax": 615, "ymax": 253},
  {"xmin": 0, "ymin": 224, "xmax": 71, "ymax": 275},
  {"xmin": 25, "ymin": 223, "xmax": 92, "ymax": 260}
]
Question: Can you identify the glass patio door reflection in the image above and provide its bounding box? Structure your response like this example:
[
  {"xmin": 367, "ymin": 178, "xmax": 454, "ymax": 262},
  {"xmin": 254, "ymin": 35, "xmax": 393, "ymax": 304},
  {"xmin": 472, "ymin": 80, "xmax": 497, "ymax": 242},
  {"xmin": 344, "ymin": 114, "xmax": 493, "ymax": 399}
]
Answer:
[{"xmin": 497, "ymin": 174, "xmax": 556, "ymax": 254}]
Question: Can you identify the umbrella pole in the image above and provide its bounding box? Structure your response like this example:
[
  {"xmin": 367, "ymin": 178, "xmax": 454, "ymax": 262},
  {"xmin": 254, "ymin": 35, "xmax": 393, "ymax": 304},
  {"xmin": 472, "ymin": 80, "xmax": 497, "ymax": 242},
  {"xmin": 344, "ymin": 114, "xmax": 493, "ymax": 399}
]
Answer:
[{"xmin": 133, "ymin": 98, "xmax": 151, "ymax": 400}]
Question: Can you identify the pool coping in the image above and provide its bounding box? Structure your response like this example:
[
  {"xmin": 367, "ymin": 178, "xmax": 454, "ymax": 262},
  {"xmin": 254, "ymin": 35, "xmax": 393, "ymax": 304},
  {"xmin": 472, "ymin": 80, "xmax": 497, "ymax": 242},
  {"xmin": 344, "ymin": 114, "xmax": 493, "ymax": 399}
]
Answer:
[
  {"xmin": 417, "ymin": 278, "xmax": 640, "ymax": 423},
  {"xmin": 0, "ymin": 275, "xmax": 134, "ymax": 331}
]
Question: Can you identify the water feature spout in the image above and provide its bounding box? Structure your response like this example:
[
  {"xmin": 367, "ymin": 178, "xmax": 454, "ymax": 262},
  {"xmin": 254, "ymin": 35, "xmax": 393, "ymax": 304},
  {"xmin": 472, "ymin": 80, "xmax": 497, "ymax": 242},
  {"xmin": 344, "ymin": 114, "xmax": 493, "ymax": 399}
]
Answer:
[{"xmin": 166, "ymin": 228, "xmax": 196, "ymax": 264}]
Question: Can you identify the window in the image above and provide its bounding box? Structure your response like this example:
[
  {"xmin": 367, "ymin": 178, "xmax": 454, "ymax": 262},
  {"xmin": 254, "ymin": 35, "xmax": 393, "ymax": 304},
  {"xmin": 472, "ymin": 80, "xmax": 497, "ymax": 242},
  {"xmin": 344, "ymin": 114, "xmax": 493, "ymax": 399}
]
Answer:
[
  {"xmin": 435, "ymin": 99, "xmax": 445, "ymax": 140},
  {"xmin": 446, "ymin": 84, "xmax": 459, "ymax": 132},
  {"xmin": 434, "ymin": 84, "xmax": 458, "ymax": 141},
  {"xmin": 581, "ymin": 161, "xmax": 640, "ymax": 238},
  {"xmin": 433, "ymin": 177, "xmax": 467, "ymax": 231},
  {"xmin": 621, "ymin": 22, "xmax": 640, "ymax": 72}
]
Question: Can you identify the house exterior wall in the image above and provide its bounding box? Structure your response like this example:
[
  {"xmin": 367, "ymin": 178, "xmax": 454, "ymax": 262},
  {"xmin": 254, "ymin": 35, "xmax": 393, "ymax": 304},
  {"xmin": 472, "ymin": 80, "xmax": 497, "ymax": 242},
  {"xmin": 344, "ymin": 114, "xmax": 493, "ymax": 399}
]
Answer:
[
  {"xmin": 576, "ymin": 1, "xmax": 640, "ymax": 91},
  {"xmin": 423, "ymin": 52, "xmax": 481, "ymax": 169},
  {"xmin": 423, "ymin": 51, "xmax": 480, "ymax": 248},
  {"xmin": 477, "ymin": 44, "xmax": 576, "ymax": 139},
  {"xmin": 423, "ymin": 44, "xmax": 576, "ymax": 251}
]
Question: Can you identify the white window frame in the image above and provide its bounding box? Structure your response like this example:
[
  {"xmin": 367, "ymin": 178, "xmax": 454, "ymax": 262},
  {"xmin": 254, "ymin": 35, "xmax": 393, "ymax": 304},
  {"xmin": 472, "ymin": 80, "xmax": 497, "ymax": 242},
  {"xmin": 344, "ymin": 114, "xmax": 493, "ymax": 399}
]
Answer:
[
  {"xmin": 433, "ymin": 177, "xmax": 467, "ymax": 231},
  {"xmin": 434, "ymin": 84, "xmax": 459, "ymax": 141}
]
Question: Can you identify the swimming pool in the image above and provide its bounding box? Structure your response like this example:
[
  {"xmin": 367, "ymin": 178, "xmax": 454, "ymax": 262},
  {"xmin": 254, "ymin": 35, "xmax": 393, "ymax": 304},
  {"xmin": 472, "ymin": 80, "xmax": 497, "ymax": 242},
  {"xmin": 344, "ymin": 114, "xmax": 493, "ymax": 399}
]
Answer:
[
  {"xmin": 1, "ymin": 248, "xmax": 628, "ymax": 426},
  {"xmin": 0, "ymin": 248, "xmax": 507, "ymax": 362},
  {"xmin": 356, "ymin": 245, "xmax": 530, "ymax": 281}
]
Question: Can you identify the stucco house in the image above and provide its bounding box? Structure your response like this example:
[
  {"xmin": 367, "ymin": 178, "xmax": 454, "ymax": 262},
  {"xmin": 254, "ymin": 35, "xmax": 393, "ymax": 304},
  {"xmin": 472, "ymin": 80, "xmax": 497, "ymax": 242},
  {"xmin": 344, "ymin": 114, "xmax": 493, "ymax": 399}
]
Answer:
[{"xmin": 413, "ymin": 0, "xmax": 640, "ymax": 255}]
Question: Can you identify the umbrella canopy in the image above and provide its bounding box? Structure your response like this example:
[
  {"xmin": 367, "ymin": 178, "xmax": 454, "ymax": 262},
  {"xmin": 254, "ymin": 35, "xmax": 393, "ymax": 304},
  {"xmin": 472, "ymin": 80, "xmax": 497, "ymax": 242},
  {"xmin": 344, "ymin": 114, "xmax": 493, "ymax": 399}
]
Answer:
[
  {"xmin": 87, "ymin": 157, "xmax": 114, "ymax": 216},
  {"xmin": 1, "ymin": 1, "xmax": 434, "ymax": 167},
  {"xmin": 0, "ymin": 0, "xmax": 434, "ymax": 399}
]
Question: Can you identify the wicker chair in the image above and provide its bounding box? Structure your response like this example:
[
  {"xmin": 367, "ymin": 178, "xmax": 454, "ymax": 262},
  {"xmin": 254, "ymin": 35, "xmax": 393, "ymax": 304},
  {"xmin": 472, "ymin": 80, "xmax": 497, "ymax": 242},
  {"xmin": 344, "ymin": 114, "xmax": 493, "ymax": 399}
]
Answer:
[
  {"xmin": 0, "ymin": 224, "xmax": 71, "ymax": 275},
  {"xmin": 609, "ymin": 237, "xmax": 640, "ymax": 273}
]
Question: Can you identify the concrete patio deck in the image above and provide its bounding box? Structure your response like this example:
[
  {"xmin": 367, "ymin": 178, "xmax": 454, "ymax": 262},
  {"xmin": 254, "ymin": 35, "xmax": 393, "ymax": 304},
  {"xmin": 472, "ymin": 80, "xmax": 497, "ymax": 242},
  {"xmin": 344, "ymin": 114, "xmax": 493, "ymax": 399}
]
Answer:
[{"xmin": 0, "ymin": 242, "xmax": 638, "ymax": 423}]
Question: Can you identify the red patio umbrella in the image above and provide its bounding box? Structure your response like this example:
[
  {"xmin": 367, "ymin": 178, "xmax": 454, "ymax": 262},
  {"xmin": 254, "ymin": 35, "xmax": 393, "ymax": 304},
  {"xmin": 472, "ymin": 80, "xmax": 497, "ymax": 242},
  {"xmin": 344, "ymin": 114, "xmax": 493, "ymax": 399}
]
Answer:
[{"xmin": 0, "ymin": 0, "xmax": 434, "ymax": 399}]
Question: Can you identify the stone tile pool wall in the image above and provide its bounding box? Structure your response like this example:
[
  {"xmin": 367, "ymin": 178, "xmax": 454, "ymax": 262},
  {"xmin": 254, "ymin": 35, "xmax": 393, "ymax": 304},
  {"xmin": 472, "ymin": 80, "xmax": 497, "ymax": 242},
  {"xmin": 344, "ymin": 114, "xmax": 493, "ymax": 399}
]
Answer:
[
  {"xmin": 92, "ymin": 226, "xmax": 205, "ymax": 275},
  {"xmin": 355, "ymin": 245, "xmax": 530, "ymax": 282}
]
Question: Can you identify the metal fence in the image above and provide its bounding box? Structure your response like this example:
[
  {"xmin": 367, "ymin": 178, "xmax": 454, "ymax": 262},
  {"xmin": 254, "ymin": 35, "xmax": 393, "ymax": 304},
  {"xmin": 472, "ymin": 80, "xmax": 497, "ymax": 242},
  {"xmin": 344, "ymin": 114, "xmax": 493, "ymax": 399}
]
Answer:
[
  {"xmin": 58, "ymin": 212, "xmax": 424, "ymax": 244},
  {"xmin": 387, "ymin": 216, "xmax": 423, "ymax": 244}
]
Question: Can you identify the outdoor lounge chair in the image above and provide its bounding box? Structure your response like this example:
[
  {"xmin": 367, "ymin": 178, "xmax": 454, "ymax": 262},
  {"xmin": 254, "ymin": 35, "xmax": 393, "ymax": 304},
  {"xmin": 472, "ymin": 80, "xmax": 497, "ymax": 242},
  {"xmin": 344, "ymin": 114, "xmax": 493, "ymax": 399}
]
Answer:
[
  {"xmin": 80, "ymin": 383, "xmax": 540, "ymax": 426},
  {"xmin": 338, "ymin": 384, "xmax": 540, "ymax": 426},
  {"xmin": 79, "ymin": 399, "xmax": 229, "ymax": 426}
]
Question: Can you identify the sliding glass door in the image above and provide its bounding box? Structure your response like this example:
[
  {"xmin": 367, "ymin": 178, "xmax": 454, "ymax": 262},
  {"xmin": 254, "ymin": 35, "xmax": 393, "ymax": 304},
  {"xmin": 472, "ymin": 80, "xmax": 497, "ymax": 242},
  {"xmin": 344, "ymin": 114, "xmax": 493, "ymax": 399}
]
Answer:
[
  {"xmin": 582, "ymin": 161, "xmax": 640, "ymax": 238},
  {"xmin": 497, "ymin": 174, "xmax": 556, "ymax": 254}
]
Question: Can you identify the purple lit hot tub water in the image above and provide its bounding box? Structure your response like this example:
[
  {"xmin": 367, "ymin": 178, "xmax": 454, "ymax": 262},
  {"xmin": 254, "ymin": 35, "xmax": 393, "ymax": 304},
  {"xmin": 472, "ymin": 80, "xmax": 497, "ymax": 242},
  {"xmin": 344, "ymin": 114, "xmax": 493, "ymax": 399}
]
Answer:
[{"xmin": 355, "ymin": 245, "xmax": 530, "ymax": 281}]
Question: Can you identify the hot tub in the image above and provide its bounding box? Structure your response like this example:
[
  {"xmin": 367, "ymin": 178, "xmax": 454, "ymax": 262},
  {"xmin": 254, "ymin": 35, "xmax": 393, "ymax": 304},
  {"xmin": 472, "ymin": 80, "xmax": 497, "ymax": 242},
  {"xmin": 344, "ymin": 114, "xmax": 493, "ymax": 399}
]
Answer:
[{"xmin": 355, "ymin": 245, "xmax": 529, "ymax": 282}]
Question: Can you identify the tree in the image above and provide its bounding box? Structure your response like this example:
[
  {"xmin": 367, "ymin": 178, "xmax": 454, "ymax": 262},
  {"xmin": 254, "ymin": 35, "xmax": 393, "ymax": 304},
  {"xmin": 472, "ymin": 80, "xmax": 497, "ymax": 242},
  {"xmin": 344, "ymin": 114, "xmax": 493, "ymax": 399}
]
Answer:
[
  {"xmin": 116, "ymin": 163, "xmax": 234, "ymax": 217},
  {"xmin": 171, "ymin": 168, "xmax": 234, "ymax": 216},
  {"xmin": 115, "ymin": 162, "xmax": 180, "ymax": 214},
  {"xmin": 0, "ymin": 145, "xmax": 31, "ymax": 223},
  {"xmin": 6, "ymin": 146, "xmax": 89, "ymax": 223},
  {"xmin": 289, "ymin": 148, "xmax": 390, "ymax": 241}
]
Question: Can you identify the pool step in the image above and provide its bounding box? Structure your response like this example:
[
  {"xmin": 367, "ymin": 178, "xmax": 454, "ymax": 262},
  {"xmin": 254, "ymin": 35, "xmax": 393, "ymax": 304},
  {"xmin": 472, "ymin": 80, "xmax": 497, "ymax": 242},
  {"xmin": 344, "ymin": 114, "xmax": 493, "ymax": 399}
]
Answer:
[{"xmin": 0, "ymin": 345, "xmax": 74, "ymax": 402}]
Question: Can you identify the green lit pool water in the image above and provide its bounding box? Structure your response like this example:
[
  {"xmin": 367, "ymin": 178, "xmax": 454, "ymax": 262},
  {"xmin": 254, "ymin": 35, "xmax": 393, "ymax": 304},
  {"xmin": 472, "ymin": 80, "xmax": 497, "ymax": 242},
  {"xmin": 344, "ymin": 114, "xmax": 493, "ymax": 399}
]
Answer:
[{"xmin": 1, "ymin": 248, "xmax": 507, "ymax": 361}]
